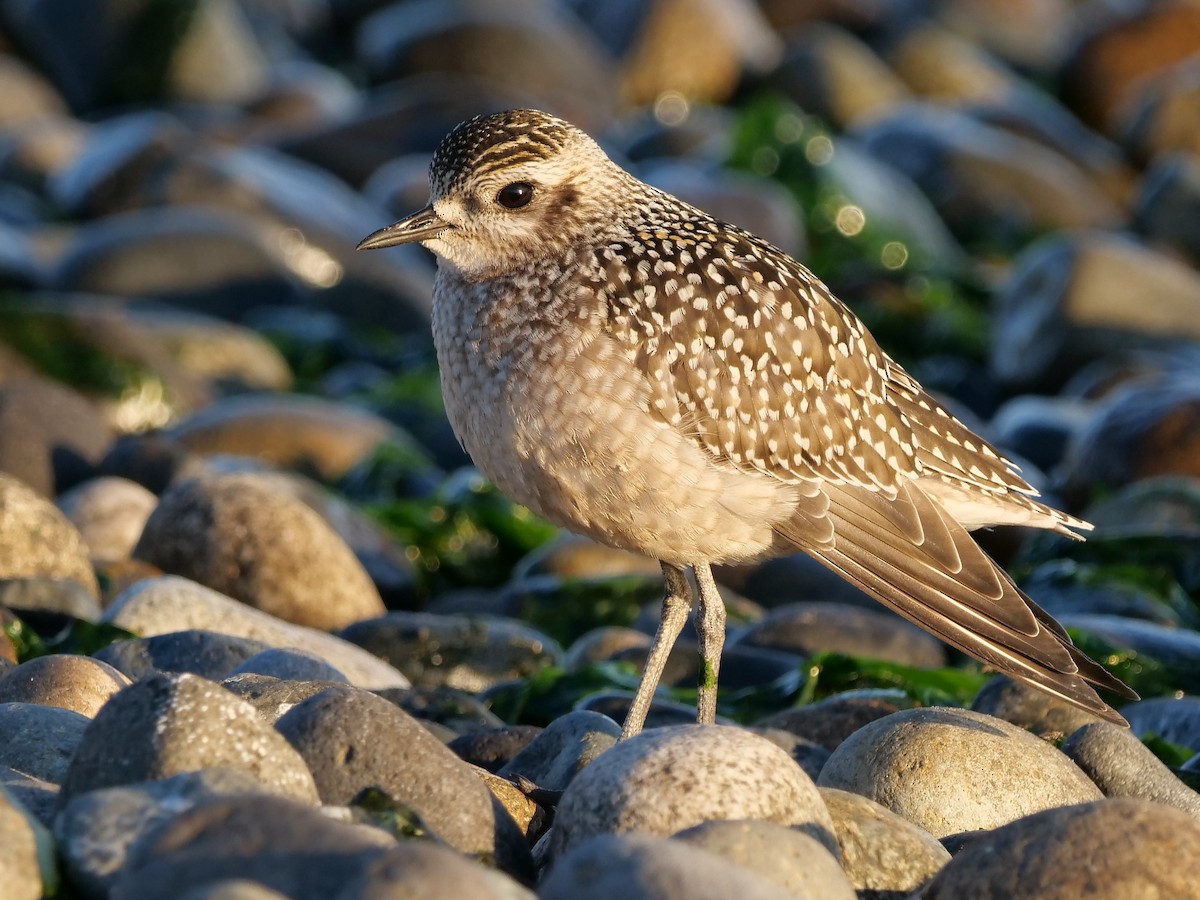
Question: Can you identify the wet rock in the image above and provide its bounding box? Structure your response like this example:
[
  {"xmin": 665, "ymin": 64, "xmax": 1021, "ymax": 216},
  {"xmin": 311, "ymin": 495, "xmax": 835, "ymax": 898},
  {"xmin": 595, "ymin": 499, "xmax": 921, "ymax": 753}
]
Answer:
[
  {"xmin": 972, "ymin": 676, "xmax": 1105, "ymax": 737},
  {"xmin": 817, "ymin": 707, "xmax": 1101, "ymax": 838},
  {"xmin": 111, "ymin": 793, "xmax": 394, "ymax": 900},
  {"xmin": 60, "ymin": 672, "xmax": 320, "ymax": 804},
  {"xmin": 166, "ymin": 394, "xmax": 403, "ymax": 483},
  {"xmin": 0, "ymin": 655, "xmax": 129, "ymax": 717},
  {"xmin": 0, "ymin": 473, "xmax": 98, "ymax": 595},
  {"xmin": 133, "ymin": 472, "xmax": 384, "ymax": 631},
  {"xmin": 856, "ymin": 105, "xmax": 1122, "ymax": 241},
  {"xmin": 228, "ymin": 648, "xmax": 349, "ymax": 684},
  {"xmin": 992, "ymin": 232, "xmax": 1200, "ymax": 390},
  {"xmin": 550, "ymin": 724, "xmax": 836, "ymax": 859},
  {"xmin": 0, "ymin": 376, "xmax": 111, "ymax": 497},
  {"xmin": 337, "ymin": 611, "xmax": 561, "ymax": 692},
  {"xmin": 275, "ymin": 685, "xmax": 529, "ymax": 871},
  {"xmin": 102, "ymin": 577, "xmax": 407, "ymax": 689},
  {"xmin": 1061, "ymin": 375, "xmax": 1200, "ymax": 498},
  {"xmin": 730, "ymin": 601, "xmax": 946, "ymax": 667},
  {"xmin": 0, "ymin": 702, "xmax": 90, "ymax": 784},
  {"xmin": 673, "ymin": 819, "xmax": 854, "ymax": 898},
  {"xmin": 497, "ymin": 710, "xmax": 620, "ymax": 792},
  {"xmin": 0, "ymin": 783, "xmax": 43, "ymax": 900},
  {"xmin": 819, "ymin": 786, "xmax": 949, "ymax": 897},
  {"xmin": 1123, "ymin": 697, "xmax": 1200, "ymax": 753},
  {"xmin": 754, "ymin": 694, "xmax": 903, "ymax": 751},
  {"xmin": 1134, "ymin": 152, "xmax": 1200, "ymax": 263},
  {"xmin": 1063, "ymin": 722, "xmax": 1200, "ymax": 818},
  {"xmin": 771, "ymin": 23, "xmax": 911, "ymax": 128},
  {"xmin": 447, "ymin": 725, "xmax": 544, "ymax": 774},
  {"xmin": 332, "ymin": 841, "xmax": 535, "ymax": 899},
  {"xmin": 56, "ymin": 476, "xmax": 158, "ymax": 563},
  {"xmin": 55, "ymin": 768, "xmax": 272, "ymax": 898},
  {"xmin": 540, "ymin": 833, "xmax": 799, "ymax": 900},
  {"xmin": 920, "ymin": 799, "xmax": 1200, "ymax": 898},
  {"xmin": 96, "ymin": 630, "xmax": 272, "ymax": 682}
]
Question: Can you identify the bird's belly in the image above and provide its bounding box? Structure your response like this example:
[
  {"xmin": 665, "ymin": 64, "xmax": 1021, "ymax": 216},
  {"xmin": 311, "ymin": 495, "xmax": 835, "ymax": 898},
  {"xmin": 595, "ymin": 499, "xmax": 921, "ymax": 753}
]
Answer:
[{"xmin": 438, "ymin": 328, "xmax": 797, "ymax": 566}]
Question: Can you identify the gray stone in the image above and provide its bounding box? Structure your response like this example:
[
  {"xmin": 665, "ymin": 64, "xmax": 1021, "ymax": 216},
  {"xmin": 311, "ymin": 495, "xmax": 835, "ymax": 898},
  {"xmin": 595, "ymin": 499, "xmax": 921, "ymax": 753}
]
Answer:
[
  {"xmin": 133, "ymin": 473, "xmax": 385, "ymax": 631},
  {"xmin": 0, "ymin": 577, "xmax": 102, "ymax": 621},
  {"xmin": 1123, "ymin": 697, "xmax": 1200, "ymax": 752},
  {"xmin": 921, "ymin": 799, "xmax": 1200, "ymax": 898},
  {"xmin": 550, "ymin": 724, "xmax": 836, "ymax": 859},
  {"xmin": 110, "ymin": 794, "xmax": 394, "ymax": 900},
  {"xmin": 754, "ymin": 694, "xmax": 902, "ymax": 751},
  {"xmin": 332, "ymin": 841, "xmax": 535, "ymax": 899},
  {"xmin": 540, "ymin": 833, "xmax": 801, "ymax": 900},
  {"xmin": 447, "ymin": 725, "xmax": 543, "ymax": 773},
  {"xmin": 497, "ymin": 710, "xmax": 620, "ymax": 791},
  {"xmin": 60, "ymin": 672, "xmax": 319, "ymax": 804},
  {"xmin": 730, "ymin": 601, "xmax": 946, "ymax": 667},
  {"xmin": 221, "ymin": 674, "xmax": 346, "ymax": 724},
  {"xmin": 101, "ymin": 576, "xmax": 409, "ymax": 690},
  {"xmin": 1063, "ymin": 722, "xmax": 1200, "ymax": 819},
  {"xmin": 228, "ymin": 647, "xmax": 350, "ymax": 684},
  {"xmin": 819, "ymin": 786, "xmax": 949, "ymax": 896},
  {"xmin": 274, "ymin": 685, "xmax": 529, "ymax": 872},
  {"xmin": 57, "ymin": 476, "xmax": 158, "ymax": 563},
  {"xmin": 0, "ymin": 473, "xmax": 98, "ymax": 596},
  {"xmin": 817, "ymin": 707, "xmax": 1102, "ymax": 838},
  {"xmin": 1, "ymin": 769, "xmax": 58, "ymax": 828},
  {"xmin": 0, "ymin": 784, "xmax": 44, "ymax": 900},
  {"xmin": 673, "ymin": 820, "xmax": 854, "ymax": 898},
  {"xmin": 563, "ymin": 626, "xmax": 651, "ymax": 671},
  {"xmin": 0, "ymin": 702, "xmax": 90, "ymax": 784},
  {"xmin": 96, "ymin": 630, "xmax": 272, "ymax": 681},
  {"xmin": 972, "ymin": 676, "xmax": 1106, "ymax": 737},
  {"xmin": 55, "ymin": 769, "xmax": 272, "ymax": 899},
  {"xmin": 744, "ymin": 727, "xmax": 830, "ymax": 781}
]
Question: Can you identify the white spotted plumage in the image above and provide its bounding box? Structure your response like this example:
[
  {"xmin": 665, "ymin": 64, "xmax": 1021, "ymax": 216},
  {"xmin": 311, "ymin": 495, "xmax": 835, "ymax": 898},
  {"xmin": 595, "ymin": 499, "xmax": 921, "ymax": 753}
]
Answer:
[{"xmin": 358, "ymin": 108, "xmax": 1137, "ymax": 735}]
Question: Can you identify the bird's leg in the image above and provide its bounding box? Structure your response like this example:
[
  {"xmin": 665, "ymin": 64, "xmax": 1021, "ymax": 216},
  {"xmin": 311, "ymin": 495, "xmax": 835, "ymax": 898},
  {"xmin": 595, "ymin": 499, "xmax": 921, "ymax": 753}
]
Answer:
[
  {"xmin": 620, "ymin": 561, "xmax": 693, "ymax": 740},
  {"xmin": 693, "ymin": 562, "xmax": 726, "ymax": 725}
]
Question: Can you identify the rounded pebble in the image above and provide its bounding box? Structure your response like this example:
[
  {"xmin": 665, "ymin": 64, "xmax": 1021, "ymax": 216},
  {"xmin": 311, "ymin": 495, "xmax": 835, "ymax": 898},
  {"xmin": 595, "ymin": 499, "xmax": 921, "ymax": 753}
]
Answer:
[{"xmin": 0, "ymin": 654, "xmax": 129, "ymax": 717}]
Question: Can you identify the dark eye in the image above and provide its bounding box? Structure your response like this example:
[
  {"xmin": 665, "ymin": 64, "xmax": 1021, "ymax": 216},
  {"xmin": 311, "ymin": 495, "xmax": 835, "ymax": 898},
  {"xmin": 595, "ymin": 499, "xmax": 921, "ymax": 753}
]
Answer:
[{"xmin": 496, "ymin": 182, "xmax": 534, "ymax": 209}]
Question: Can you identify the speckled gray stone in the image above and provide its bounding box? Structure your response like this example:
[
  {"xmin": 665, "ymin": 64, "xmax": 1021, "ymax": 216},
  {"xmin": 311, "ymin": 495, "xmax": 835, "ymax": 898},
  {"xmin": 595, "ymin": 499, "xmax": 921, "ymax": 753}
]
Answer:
[
  {"xmin": 0, "ymin": 655, "xmax": 128, "ymax": 717},
  {"xmin": 673, "ymin": 820, "xmax": 855, "ymax": 898},
  {"xmin": 550, "ymin": 724, "xmax": 837, "ymax": 860},
  {"xmin": 497, "ymin": 710, "xmax": 620, "ymax": 791},
  {"xmin": 816, "ymin": 707, "xmax": 1101, "ymax": 839},
  {"xmin": 819, "ymin": 787, "xmax": 950, "ymax": 896},
  {"xmin": 101, "ymin": 577, "xmax": 408, "ymax": 690},
  {"xmin": 0, "ymin": 702, "xmax": 90, "ymax": 784},
  {"xmin": 1062, "ymin": 722, "xmax": 1200, "ymax": 819},
  {"xmin": 60, "ymin": 672, "xmax": 319, "ymax": 804},
  {"xmin": 95, "ymin": 630, "xmax": 271, "ymax": 681},
  {"xmin": 540, "ymin": 833, "xmax": 805, "ymax": 900},
  {"xmin": 920, "ymin": 799, "xmax": 1200, "ymax": 898}
]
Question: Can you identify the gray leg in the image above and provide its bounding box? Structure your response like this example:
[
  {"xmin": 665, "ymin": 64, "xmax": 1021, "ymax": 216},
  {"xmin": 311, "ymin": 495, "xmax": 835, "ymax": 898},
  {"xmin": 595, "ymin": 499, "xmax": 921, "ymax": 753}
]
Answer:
[
  {"xmin": 694, "ymin": 563, "xmax": 726, "ymax": 725},
  {"xmin": 621, "ymin": 562, "xmax": 693, "ymax": 740}
]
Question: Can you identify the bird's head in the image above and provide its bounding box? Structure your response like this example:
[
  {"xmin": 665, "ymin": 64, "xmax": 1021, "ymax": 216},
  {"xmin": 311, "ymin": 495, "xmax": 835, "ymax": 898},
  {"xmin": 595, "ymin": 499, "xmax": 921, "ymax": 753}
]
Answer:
[{"xmin": 358, "ymin": 109, "xmax": 629, "ymax": 280}]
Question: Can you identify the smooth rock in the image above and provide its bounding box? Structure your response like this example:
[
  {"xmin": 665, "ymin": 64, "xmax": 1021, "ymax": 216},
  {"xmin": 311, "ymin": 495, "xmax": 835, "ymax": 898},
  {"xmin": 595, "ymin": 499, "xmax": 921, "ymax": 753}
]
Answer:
[
  {"xmin": 60, "ymin": 672, "xmax": 319, "ymax": 804},
  {"xmin": 111, "ymin": 793, "xmax": 394, "ymax": 900},
  {"xmin": 275, "ymin": 685, "xmax": 529, "ymax": 871},
  {"xmin": 920, "ymin": 798, "xmax": 1200, "ymax": 898},
  {"xmin": 819, "ymin": 786, "xmax": 949, "ymax": 896},
  {"xmin": 337, "ymin": 611, "xmax": 561, "ymax": 692},
  {"xmin": 0, "ymin": 473, "xmax": 99, "ymax": 596},
  {"xmin": 972, "ymin": 676, "xmax": 1104, "ymax": 737},
  {"xmin": 1123, "ymin": 697, "xmax": 1200, "ymax": 752},
  {"xmin": 1063, "ymin": 722, "xmax": 1200, "ymax": 819},
  {"xmin": 730, "ymin": 601, "xmax": 946, "ymax": 667},
  {"xmin": 0, "ymin": 576, "xmax": 102, "ymax": 621},
  {"xmin": 332, "ymin": 840, "xmax": 535, "ymax": 899},
  {"xmin": 133, "ymin": 472, "xmax": 385, "ymax": 630},
  {"xmin": 563, "ymin": 627, "xmax": 652, "ymax": 671},
  {"xmin": 497, "ymin": 710, "xmax": 620, "ymax": 791},
  {"xmin": 0, "ymin": 784, "xmax": 43, "ymax": 900},
  {"xmin": 0, "ymin": 376, "xmax": 111, "ymax": 498},
  {"xmin": 228, "ymin": 648, "xmax": 350, "ymax": 684},
  {"xmin": 376, "ymin": 685, "xmax": 505, "ymax": 735},
  {"xmin": 1, "ymin": 769, "xmax": 58, "ymax": 828},
  {"xmin": 540, "ymin": 833, "xmax": 800, "ymax": 900},
  {"xmin": 102, "ymin": 577, "xmax": 408, "ymax": 689},
  {"xmin": 744, "ymin": 728, "xmax": 830, "ymax": 781},
  {"xmin": 1059, "ymin": 614, "xmax": 1200, "ymax": 694},
  {"xmin": 673, "ymin": 819, "xmax": 855, "ymax": 898},
  {"xmin": 96, "ymin": 630, "xmax": 271, "ymax": 682},
  {"xmin": 550, "ymin": 724, "xmax": 836, "ymax": 859},
  {"xmin": 0, "ymin": 702, "xmax": 90, "ymax": 784},
  {"xmin": 754, "ymin": 694, "xmax": 902, "ymax": 751},
  {"xmin": 816, "ymin": 707, "xmax": 1102, "ymax": 839},
  {"xmin": 447, "ymin": 724, "xmax": 543, "ymax": 773},
  {"xmin": 55, "ymin": 768, "xmax": 273, "ymax": 899},
  {"xmin": 56, "ymin": 476, "xmax": 159, "ymax": 563},
  {"xmin": 220, "ymin": 674, "xmax": 345, "ymax": 724},
  {"xmin": 0, "ymin": 655, "xmax": 129, "ymax": 717}
]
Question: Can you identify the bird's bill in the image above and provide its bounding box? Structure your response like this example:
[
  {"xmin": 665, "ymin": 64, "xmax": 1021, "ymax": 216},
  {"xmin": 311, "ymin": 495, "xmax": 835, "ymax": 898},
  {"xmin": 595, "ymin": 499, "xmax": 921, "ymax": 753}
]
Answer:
[{"xmin": 356, "ymin": 205, "xmax": 451, "ymax": 249}]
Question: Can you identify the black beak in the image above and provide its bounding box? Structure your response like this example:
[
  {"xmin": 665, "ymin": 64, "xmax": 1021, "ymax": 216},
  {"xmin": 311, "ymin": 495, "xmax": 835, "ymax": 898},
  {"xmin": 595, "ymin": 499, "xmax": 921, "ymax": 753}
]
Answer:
[{"xmin": 356, "ymin": 205, "xmax": 451, "ymax": 250}]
